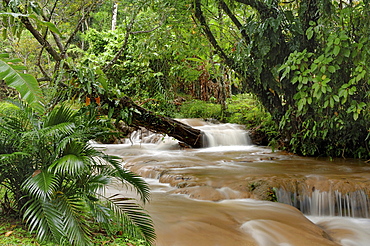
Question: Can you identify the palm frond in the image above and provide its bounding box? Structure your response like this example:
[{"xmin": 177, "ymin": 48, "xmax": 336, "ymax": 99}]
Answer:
[
  {"xmin": 22, "ymin": 171, "xmax": 59, "ymax": 200},
  {"xmin": 42, "ymin": 122, "xmax": 76, "ymax": 138},
  {"xmin": 83, "ymin": 174, "xmax": 111, "ymax": 192},
  {"xmin": 0, "ymin": 151, "xmax": 29, "ymax": 162},
  {"xmin": 54, "ymin": 193, "xmax": 91, "ymax": 246},
  {"xmin": 108, "ymin": 194, "xmax": 156, "ymax": 244},
  {"xmin": 49, "ymin": 141, "xmax": 94, "ymax": 177},
  {"xmin": 0, "ymin": 55, "xmax": 44, "ymax": 113},
  {"xmin": 104, "ymin": 156, "xmax": 151, "ymax": 203},
  {"xmin": 85, "ymin": 197, "xmax": 111, "ymax": 225},
  {"xmin": 49, "ymin": 154, "xmax": 88, "ymax": 177},
  {"xmin": 23, "ymin": 199, "xmax": 65, "ymax": 242},
  {"xmin": 44, "ymin": 105, "xmax": 77, "ymax": 127}
]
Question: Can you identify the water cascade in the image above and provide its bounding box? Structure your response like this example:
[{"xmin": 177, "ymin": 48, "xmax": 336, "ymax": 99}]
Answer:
[
  {"xmin": 276, "ymin": 184, "xmax": 370, "ymax": 218},
  {"xmin": 95, "ymin": 119, "xmax": 370, "ymax": 246},
  {"xmin": 124, "ymin": 118, "xmax": 251, "ymax": 147}
]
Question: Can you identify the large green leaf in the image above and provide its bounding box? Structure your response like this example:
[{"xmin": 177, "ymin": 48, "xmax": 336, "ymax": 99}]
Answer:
[
  {"xmin": 0, "ymin": 13, "xmax": 62, "ymax": 36},
  {"xmin": 22, "ymin": 171, "xmax": 59, "ymax": 200},
  {"xmin": 23, "ymin": 199, "xmax": 65, "ymax": 243},
  {"xmin": 103, "ymin": 155, "xmax": 151, "ymax": 203},
  {"xmin": 0, "ymin": 55, "xmax": 44, "ymax": 113},
  {"xmin": 108, "ymin": 194, "xmax": 156, "ymax": 244},
  {"xmin": 54, "ymin": 193, "xmax": 91, "ymax": 246}
]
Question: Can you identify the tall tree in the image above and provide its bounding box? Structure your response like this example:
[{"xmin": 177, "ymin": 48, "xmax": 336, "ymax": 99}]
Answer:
[{"xmin": 193, "ymin": 0, "xmax": 370, "ymax": 158}]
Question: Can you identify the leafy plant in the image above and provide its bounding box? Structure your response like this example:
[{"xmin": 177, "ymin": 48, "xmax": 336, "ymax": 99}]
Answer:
[
  {"xmin": 0, "ymin": 54, "xmax": 44, "ymax": 113},
  {"xmin": 176, "ymin": 100, "xmax": 222, "ymax": 119},
  {"xmin": 0, "ymin": 103, "xmax": 155, "ymax": 245},
  {"xmin": 194, "ymin": 0, "xmax": 370, "ymax": 158}
]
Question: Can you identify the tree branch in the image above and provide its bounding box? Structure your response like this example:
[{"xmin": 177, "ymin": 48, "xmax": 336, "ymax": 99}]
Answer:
[
  {"xmin": 62, "ymin": 2, "xmax": 99, "ymax": 56},
  {"xmin": 194, "ymin": 0, "xmax": 236, "ymax": 70},
  {"xmin": 218, "ymin": 0, "xmax": 250, "ymax": 43},
  {"xmin": 20, "ymin": 17, "xmax": 62, "ymax": 62},
  {"xmin": 102, "ymin": 15, "xmax": 135, "ymax": 73},
  {"xmin": 234, "ymin": 0, "xmax": 279, "ymax": 19},
  {"xmin": 103, "ymin": 13, "xmax": 166, "ymax": 72}
]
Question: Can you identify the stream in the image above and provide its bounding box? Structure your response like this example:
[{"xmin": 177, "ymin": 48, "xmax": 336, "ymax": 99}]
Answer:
[{"xmin": 92, "ymin": 119, "xmax": 370, "ymax": 246}]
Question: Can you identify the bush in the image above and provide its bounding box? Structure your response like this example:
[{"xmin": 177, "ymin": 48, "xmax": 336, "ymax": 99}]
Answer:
[{"xmin": 175, "ymin": 100, "xmax": 222, "ymax": 119}]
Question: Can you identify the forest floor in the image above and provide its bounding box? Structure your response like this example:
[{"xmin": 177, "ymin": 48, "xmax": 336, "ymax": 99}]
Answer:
[{"xmin": 0, "ymin": 217, "xmax": 146, "ymax": 246}]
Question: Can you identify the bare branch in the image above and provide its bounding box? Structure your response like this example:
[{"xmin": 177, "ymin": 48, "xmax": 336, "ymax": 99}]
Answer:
[{"xmin": 36, "ymin": 46, "xmax": 51, "ymax": 81}]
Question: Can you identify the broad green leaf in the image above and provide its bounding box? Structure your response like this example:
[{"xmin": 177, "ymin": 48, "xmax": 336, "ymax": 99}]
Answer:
[
  {"xmin": 333, "ymin": 95, "xmax": 339, "ymax": 102},
  {"xmin": 306, "ymin": 27, "xmax": 313, "ymax": 40},
  {"xmin": 328, "ymin": 66, "xmax": 336, "ymax": 73},
  {"xmin": 0, "ymin": 58, "xmax": 44, "ymax": 113},
  {"xmin": 343, "ymin": 48, "xmax": 350, "ymax": 57},
  {"xmin": 333, "ymin": 46, "xmax": 340, "ymax": 56},
  {"xmin": 353, "ymin": 112, "xmax": 359, "ymax": 121}
]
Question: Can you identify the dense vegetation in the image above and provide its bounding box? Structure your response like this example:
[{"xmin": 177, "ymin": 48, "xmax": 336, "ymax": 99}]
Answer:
[
  {"xmin": 0, "ymin": 0, "xmax": 369, "ymax": 244},
  {"xmin": 194, "ymin": 0, "xmax": 370, "ymax": 158}
]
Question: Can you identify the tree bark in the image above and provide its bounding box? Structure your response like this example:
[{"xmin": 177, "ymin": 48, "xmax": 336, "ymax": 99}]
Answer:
[
  {"xmin": 112, "ymin": 97, "xmax": 205, "ymax": 148},
  {"xmin": 112, "ymin": 2, "xmax": 118, "ymax": 31}
]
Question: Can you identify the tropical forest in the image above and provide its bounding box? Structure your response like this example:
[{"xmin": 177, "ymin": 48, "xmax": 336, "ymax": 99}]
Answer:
[{"xmin": 0, "ymin": 0, "xmax": 370, "ymax": 245}]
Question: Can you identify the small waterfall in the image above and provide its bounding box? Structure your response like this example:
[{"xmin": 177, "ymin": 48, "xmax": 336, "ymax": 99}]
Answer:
[
  {"xmin": 276, "ymin": 183, "xmax": 370, "ymax": 218},
  {"xmin": 200, "ymin": 123, "xmax": 251, "ymax": 147},
  {"xmin": 124, "ymin": 119, "xmax": 252, "ymax": 147}
]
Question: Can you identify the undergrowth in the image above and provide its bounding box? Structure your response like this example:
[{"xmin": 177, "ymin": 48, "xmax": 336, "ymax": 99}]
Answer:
[{"xmin": 0, "ymin": 217, "xmax": 149, "ymax": 246}]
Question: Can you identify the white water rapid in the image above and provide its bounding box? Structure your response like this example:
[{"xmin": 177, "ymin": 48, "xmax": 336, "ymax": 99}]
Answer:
[{"xmin": 93, "ymin": 119, "xmax": 370, "ymax": 246}]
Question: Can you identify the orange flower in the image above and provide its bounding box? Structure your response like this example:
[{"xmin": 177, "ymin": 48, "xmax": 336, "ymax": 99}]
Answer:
[
  {"xmin": 86, "ymin": 97, "xmax": 91, "ymax": 106},
  {"xmin": 95, "ymin": 96, "xmax": 101, "ymax": 105}
]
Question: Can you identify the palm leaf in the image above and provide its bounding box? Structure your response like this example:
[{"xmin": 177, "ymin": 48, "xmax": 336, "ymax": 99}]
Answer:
[
  {"xmin": 108, "ymin": 194, "xmax": 156, "ymax": 244},
  {"xmin": 0, "ymin": 151, "xmax": 29, "ymax": 162},
  {"xmin": 54, "ymin": 193, "xmax": 91, "ymax": 246},
  {"xmin": 22, "ymin": 171, "xmax": 59, "ymax": 200},
  {"xmin": 42, "ymin": 122, "xmax": 76, "ymax": 137},
  {"xmin": 43, "ymin": 105, "xmax": 77, "ymax": 127},
  {"xmin": 23, "ymin": 199, "xmax": 65, "ymax": 242},
  {"xmin": 105, "ymin": 156, "xmax": 151, "ymax": 203},
  {"xmin": 49, "ymin": 141, "xmax": 93, "ymax": 176},
  {"xmin": 0, "ymin": 54, "xmax": 44, "ymax": 113},
  {"xmin": 49, "ymin": 153, "xmax": 88, "ymax": 177}
]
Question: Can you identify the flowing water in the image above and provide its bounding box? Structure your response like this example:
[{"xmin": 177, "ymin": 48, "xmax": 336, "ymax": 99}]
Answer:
[{"xmin": 92, "ymin": 119, "xmax": 370, "ymax": 246}]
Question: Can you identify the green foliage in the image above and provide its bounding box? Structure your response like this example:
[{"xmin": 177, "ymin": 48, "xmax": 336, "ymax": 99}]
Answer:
[
  {"xmin": 0, "ymin": 218, "xmax": 150, "ymax": 246},
  {"xmin": 176, "ymin": 100, "xmax": 222, "ymax": 119},
  {"xmin": 0, "ymin": 103, "xmax": 155, "ymax": 246},
  {"xmin": 0, "ymin": 54, "xmax": 44, "ymax": 113},
  {"xmin": 195, "ymin": 0, "xmax": 370, "ymax": 158},
  {"xmin": 277, "ymin": 2, "xmax": 370, "ymax": 158},
  {"xmin": 225, "ymin": 94, "xmax": 270, "ymax": 128}
]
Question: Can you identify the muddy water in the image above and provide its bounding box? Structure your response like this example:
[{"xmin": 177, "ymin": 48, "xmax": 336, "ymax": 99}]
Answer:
[{"xmin": 94, "ymin": 120, "xmax": 370, "ymax": 246}]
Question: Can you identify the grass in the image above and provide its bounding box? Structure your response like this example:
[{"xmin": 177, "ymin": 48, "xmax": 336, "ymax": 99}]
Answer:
[
  {"xmin": 0, "ymin": 217, "xmax": 149, "ymax": 246},
  {"xmin": 0, "ymin": 217, "xmax": 44, "ymax": 246}
]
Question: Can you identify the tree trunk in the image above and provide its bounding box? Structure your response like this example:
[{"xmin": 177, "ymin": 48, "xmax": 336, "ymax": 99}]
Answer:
[
  {"xmin": 112, "ymin": 97, "xmax": 205, "ymax": 148},
  {"xmin": 112, "ymin": 2, "xmax": 118, "ymax": 31}
]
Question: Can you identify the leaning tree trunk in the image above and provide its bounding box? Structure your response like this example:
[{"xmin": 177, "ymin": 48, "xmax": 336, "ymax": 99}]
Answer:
[{"xmin": 110, "ymin": 97, "xmax": 205, "ymax": 148}]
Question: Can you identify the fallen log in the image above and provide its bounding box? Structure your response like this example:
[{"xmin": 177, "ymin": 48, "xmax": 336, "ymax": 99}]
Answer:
[{"xmin": 112, "ymin": 97, "xmax": 205, "ymax": 148}]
